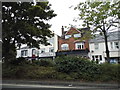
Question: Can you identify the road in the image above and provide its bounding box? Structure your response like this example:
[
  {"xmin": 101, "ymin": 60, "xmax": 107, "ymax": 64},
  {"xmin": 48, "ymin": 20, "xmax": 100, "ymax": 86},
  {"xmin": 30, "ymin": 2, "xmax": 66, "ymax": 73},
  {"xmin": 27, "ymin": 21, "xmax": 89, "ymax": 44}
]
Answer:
[{"xmin": 1, "ymin": 83, "xmax": 119, "ymax": 90}]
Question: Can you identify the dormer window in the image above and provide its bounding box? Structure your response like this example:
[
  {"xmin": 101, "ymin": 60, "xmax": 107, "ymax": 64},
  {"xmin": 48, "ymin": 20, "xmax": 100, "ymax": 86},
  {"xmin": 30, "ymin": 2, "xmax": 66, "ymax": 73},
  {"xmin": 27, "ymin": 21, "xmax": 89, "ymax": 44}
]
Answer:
[
  {"xmin": 73, "ymin": 33, "xmax": 81, "ymax": 38},
  {"xmin": 65, "ymin": 35, "xmax": 71, "ymax": 39}
]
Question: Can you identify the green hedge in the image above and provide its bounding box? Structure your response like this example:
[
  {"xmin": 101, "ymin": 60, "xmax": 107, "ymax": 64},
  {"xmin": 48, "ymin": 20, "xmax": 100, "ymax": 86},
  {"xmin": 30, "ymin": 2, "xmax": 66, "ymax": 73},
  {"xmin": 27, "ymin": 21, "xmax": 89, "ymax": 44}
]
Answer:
[
  {"xmin": 54, "ymin": 56, "xmax": 101, "ymax": 81},
  {"xmin": 2, "ymin": 56, "xmax": 120, "ymax": 82}
]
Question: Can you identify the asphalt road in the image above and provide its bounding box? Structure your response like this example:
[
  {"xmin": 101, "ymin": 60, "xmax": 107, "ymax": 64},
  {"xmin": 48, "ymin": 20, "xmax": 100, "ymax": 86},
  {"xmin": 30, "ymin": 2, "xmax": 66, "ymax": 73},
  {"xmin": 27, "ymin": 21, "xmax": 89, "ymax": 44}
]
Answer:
[{"xmin": 1, "ymin": 83, "xmax": 119, "ymax": 90}]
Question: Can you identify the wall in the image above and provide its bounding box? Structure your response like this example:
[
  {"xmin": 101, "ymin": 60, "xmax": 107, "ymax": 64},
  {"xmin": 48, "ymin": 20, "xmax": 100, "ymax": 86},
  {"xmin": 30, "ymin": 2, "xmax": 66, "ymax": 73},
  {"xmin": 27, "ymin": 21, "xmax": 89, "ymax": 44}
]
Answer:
[{"xmin": 89, "ymin": 40, "xmax": 120, "ymax": 63}]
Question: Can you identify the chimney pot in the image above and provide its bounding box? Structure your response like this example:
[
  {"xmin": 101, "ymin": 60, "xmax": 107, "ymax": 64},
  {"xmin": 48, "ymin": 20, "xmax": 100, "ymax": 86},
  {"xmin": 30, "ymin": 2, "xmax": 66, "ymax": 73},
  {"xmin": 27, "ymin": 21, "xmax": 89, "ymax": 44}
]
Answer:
[{"xmin": 61, "ymin": 26, "xmax": 64, "ymax": 35}]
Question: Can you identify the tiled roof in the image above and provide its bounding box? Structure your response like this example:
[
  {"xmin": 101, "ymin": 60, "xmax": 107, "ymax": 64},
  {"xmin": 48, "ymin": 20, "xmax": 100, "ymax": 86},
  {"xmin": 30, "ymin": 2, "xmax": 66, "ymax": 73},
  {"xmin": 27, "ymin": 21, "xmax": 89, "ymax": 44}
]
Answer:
[
  {"xmin": 20, "ymin": 46, "xmax": 30, "ymax": 49},
  {"xmin": 89, "ymin": 31, "xmax": 120, "ymax": 43}
]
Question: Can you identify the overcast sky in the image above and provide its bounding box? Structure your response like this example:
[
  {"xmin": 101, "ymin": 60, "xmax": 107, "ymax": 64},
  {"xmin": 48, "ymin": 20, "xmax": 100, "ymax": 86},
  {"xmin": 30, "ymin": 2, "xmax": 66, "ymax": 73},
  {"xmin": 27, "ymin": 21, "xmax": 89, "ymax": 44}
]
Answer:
[{"xmin": 48, "ymin": 0, "xmax": 86, "ymax": 36}]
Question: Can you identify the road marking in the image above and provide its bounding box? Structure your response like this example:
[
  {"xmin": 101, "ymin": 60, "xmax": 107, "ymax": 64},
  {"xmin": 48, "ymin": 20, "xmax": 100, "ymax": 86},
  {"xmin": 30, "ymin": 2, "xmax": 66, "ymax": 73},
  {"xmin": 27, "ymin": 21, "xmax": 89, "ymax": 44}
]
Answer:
[
  {"xmin": 2, "ymin": 83, "xmax": 118, "ymax": 89},
  {"xmin": 2, "ymin": 83, "xmax": 80, "ymax": 89}
]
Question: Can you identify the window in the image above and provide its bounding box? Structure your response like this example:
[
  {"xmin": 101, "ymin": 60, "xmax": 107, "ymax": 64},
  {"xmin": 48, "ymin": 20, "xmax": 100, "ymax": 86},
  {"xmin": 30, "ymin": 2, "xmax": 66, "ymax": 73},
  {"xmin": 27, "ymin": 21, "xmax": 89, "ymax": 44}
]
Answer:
[
  {"xmin": 49, "ymin": 48, "xmax": 54, "ymax": 52},
  {"xmin": 94, "ymin": 43, "xmax": 99, "ymax": 50},
  {"xmin": 114, "ymin": 42, "xmax": 119, "ymax": 49},
  {"xmin": 110, "ymin": 42, "xmax": 113, "ymax": 49},
  {"xmin": 92, "ymin": 56, "xmax": 95, "ymax": 61},
  {"xmin": 99, "ymin": 55, "xmax": 102, "ymax": 60},
  {"xmin": 75, "ymin": 43, "xmax": 84, "ymax": 49},
  {"xmin": 74, "ymin": 33, "xmax": 81, "ymax": 38},
  {"xmin": 92, "ymin": 55, "xmax": 102, "ymax": 62},
  {"xmin": 21, "ymin": 50, "xmax": 28, "ymax": 57},
  {"xmin": 32, "ymin": 49, "xmax": 36, "ymax": 55},
  {"xmin": 65, "ymin": 35, "xmax": 71, "ymax": 39},
  {"xmin": 40, "ymin": 48, "xmax": 45, "ymax": 53},
  {"xmin": 61, "ymin": 44, "xmax": 69, "ymax": 50}
]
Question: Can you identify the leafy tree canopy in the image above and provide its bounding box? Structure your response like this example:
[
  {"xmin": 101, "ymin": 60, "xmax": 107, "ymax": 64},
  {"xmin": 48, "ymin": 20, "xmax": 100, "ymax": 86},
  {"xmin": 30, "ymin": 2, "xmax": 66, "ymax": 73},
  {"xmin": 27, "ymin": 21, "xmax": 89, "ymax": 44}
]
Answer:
[
  {"xmin": 75, "ymin": 1, "xmax": 119, "ymax": 33},
  {"xmin": 2, "ymin": 2, "xmax": 56, "ymax": 62},
  {"xmin": 74, "ymin": 1, "xmax": 119, "ymax": 62}
]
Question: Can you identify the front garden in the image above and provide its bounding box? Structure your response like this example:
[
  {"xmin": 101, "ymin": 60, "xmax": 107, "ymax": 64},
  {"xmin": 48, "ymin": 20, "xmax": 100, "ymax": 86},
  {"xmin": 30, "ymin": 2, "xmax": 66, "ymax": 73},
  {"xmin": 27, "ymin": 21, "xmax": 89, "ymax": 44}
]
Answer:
[{"xmin": 2, "ymin": 56, "xmax": 120, "ymax": 83}]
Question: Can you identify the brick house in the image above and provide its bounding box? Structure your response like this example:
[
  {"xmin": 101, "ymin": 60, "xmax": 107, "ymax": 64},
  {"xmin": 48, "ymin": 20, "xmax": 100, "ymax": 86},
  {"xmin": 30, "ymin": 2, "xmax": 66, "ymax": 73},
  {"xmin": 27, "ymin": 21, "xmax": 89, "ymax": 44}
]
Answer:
[{"xmin": 56, "ymin": 26, "xmax": 89, "ymax": 57}]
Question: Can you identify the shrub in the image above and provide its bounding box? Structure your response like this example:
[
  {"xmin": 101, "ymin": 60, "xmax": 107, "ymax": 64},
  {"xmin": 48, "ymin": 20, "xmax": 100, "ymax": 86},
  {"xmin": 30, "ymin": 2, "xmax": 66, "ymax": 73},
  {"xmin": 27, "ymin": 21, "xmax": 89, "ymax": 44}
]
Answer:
[
  {"xmin": 98, "ymin": 63, "xmax": 120, "ymax": 82},
  {"xmin": 54, "ymin": 56, "xmax": 101, "ymax": 81},
  {"xmin": 55, "ymin": 56, "xmax": 100, "ymax": 72},
  {"xmin": 3, "ymin": 56, "xmax": 119, "ymax": 82},
  {"xmin": 9, "ymin": 57, "xmax": 30, "ymax": 66},
  {"xmin": 32, "ymin": 59, "xmax": 55, "ymax": 67}
]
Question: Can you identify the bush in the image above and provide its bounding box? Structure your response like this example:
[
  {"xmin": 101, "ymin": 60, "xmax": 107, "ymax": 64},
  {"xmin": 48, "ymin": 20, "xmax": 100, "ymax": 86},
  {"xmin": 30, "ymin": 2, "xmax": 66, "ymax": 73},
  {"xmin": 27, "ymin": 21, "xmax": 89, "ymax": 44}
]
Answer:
[
  {"xmin": 32, "ymin": 59, "xmax": 55, "ymax": 67},
  {"xmin": 2, "ymin": 64, "xmax": 29, "ymax": 79},
  {"xmin": 2, "ymin": 56, "xmax": 120, "ymax": 82},
  {"xmin": 54, "ymin": 56, "xmax": 101, "ymax": 81},
  {"xmin": 24, "ymin": 66, "xmax": 57, "ymax": 79},
  {"xmin": 55, "ymin": 56, "xmax": 99, "ymax": 72},
  {"xmin": 98, "ymin": 63, "xmax": 120, "ymax": 82},
  {"xmin": 9, "ymin": 57, "xmax": 30, "ymax": 66}
]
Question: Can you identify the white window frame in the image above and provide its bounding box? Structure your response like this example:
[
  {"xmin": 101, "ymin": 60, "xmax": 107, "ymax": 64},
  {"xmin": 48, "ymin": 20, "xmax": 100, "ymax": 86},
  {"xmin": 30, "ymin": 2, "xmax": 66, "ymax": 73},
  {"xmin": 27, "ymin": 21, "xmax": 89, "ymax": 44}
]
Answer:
[
  {"xmin": 21, "ymin": 50, "xmax": 28, "ymax": 57},
  {"xmin": 65, "ymin": 35, "xmax": 71, "ymax": 39},
  {"xmin": 49, "ymin": 47, "xmax": 54, "ymax": 52},
  {"xmin": 32, "ymin": 49, "xmax": 36, "ymax": 55},
  {"xmin": 73, "ymin": 33, "xmax": 81, "ymax": 38},
  {"xmin": 92, "ymin": 55, "xmax": 102, "ymax": 61},
  {"xmin": 40, "ymin": 48, "xmax": 45, "ymax": 53},
  {"xmin": 61, "ymin": 44, "xmax": 69, "ymax": 50},
  {"xmin": 110, "ymin": 42, "xmax": 113, "ymax": 49},
  {"xmin": 75, "ymin": 42, "xmax": 84, "ymax": 49},
  {"xmin": 94, "ymin": 43, "xmax": 99, "ymax": 50},
  {"xmin": 114, "ymin": 42, "xmax": 119, "ymax": 49}
]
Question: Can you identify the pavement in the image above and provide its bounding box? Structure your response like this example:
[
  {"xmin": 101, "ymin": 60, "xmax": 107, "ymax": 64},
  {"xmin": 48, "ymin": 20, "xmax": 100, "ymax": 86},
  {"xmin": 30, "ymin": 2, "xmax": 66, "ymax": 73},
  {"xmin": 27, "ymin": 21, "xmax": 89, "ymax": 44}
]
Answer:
[{"xmin": 2, "ymin": 79, "xmax": 119, "ymax": 89}]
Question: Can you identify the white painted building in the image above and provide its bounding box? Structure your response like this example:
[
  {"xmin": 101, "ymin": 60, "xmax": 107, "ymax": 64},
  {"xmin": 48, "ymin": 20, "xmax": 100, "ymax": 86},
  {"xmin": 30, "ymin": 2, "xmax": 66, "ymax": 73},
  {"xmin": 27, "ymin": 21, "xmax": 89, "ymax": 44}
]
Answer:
[
  {"xmin": 89, "ymin": 31, "xmax": 120, "ymax": 64},
  {"xmin": 16, "ymin": 34, "xmax": 58, "ymax": 59}
]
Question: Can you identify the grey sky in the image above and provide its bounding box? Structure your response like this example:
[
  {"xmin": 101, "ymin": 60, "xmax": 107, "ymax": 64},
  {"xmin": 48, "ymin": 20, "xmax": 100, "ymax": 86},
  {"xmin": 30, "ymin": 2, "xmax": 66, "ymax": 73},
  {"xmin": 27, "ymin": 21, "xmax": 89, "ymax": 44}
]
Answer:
[{"xmin": 48, "ymin": 0, "xmax": 85, "ymax": 36}]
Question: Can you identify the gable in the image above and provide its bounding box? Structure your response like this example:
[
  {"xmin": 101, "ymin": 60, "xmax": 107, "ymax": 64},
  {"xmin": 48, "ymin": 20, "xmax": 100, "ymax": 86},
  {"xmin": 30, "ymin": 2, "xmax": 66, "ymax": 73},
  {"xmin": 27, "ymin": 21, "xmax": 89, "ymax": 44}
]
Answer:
[{"xmin": 66, "ymin": 27, "xmax": 80, "ymax": 35}]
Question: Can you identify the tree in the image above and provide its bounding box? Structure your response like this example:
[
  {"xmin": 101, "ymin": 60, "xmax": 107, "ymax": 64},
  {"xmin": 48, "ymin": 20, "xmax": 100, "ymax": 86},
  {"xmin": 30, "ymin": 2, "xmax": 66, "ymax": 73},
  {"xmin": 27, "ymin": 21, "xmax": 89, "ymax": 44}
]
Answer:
[
  {"xmin": 2, "ymin": 2, "xmax": 56, "ymax": 63},
  {"xmin": 75, "ymin": 1, "xmax": 120, "ymax": 63}
]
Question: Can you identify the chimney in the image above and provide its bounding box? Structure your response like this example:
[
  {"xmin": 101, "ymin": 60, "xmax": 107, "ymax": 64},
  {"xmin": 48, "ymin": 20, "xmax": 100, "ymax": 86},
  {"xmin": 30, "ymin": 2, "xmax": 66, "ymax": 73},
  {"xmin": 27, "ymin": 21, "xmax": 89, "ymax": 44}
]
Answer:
[{"xmin": 61, "ymin": 26, "xmax": 64, "ymax": 35}]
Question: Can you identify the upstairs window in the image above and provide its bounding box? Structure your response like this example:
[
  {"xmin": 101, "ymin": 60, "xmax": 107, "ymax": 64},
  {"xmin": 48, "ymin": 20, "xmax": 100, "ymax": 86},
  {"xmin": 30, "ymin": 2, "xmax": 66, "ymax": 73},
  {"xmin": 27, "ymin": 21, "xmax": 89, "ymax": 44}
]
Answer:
[
  {"xmin": 114, "ymin": 42, "xmax": 119, "ymax": 49},
  {"xmin": 111, "ymin": 42, "xmax": 119, "ymax": 49},
  {"xmin": 110, "ymin": 42, "xmax": 113, "ymax": 49},
  {"xmin": 61, "ymin": 44, "xmax": 69, "ymax": 50},
  {"xmin": 73, "ymin": 33, "xmax": 81, "ymax": 38},
  {"xmin": 75, "ymin": 42, "xmax": 84, "ymax": 49},
  {"xmin": 40, "ymin": 48, "xmax": 45, "ymax": 53},
  {"xmin": 65, "ymin": 35, "xmax": 71, "ymax": 39},
  {"xmin": 21, "ymin": 50, "xmax": 28, "ymax": 57},
  {"xmin": 32, "ymin": 49, "xmax": 36, "ymax": 55},
  {"xmin": 94, "ymin": 43, "xmax": 99, "ymax": 50},
  {"xmin": 49, "ymin": 47, "xmax": 54, "ymax": 52}
]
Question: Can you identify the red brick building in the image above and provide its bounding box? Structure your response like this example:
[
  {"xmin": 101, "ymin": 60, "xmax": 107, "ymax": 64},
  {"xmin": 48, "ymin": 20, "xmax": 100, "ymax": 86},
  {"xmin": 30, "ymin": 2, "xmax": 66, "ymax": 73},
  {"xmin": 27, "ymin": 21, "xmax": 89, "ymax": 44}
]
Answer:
[{"xmin": 56, "ymin": 26, "xmax": 89, "ymax": 57}]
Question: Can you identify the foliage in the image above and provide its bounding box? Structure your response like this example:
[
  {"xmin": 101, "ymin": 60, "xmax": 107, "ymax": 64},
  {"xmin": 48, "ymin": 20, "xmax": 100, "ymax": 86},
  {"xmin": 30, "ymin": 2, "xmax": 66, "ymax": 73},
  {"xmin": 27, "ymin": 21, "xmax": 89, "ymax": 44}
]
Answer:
[
  {"xmin": 9, "ymin": 57, "xmax": 30, "ymax": 65},
  {"xmin": 25, "ymin": 66, "xmax": 57, "ymax": 79},
  {"xmin": 55, "ymin": 56, "xmax": 100, "ymax": 75},
  {"xmin": 75, "ymin": 1, "xmax": 120, "ymax": 62},
  {"xmin": 32, "ymin": 59, "xmax": 55, "ymax": 67},
  {"xmin": 2, "ymin": 2, "xmax": 56, "ymax": 62},
  {"xmin": 98, "ymin": 63, "xmax": 120, "ymax": 82},
  {"xmin": 2, "ymin": 56, "xmax": 120, "ymax": 82}
]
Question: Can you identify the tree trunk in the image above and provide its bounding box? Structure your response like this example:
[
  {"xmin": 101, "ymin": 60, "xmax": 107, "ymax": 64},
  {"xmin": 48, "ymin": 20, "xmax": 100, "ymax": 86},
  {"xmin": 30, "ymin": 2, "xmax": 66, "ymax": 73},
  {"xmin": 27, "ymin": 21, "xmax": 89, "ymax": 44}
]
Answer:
[{"xmin": 103, "ymin": 30, "xmax": 110, "ymax": 63}]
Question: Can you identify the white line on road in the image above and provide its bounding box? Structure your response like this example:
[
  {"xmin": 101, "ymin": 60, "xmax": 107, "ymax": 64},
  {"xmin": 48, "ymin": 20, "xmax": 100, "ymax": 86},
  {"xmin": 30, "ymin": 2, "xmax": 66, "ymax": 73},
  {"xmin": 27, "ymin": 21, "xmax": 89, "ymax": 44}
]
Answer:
[{"xmin": 1, "ymin": 83, "xmax": 96, "ymax": 89}]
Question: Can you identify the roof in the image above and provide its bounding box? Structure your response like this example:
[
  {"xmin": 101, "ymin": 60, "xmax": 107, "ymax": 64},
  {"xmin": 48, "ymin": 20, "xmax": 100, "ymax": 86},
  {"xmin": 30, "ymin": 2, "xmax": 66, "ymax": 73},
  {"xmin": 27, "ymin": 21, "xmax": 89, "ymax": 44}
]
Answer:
[
  {"xmin": 20, "ymin": 46, "xmax": 30, "ymax": 49},
  {"xmin": 60, "ymin": 27, "xmax": 90, "ymax": 39},
  {"xmin": 65, "ymin": 27, "xmax": 81, "ymax": 35},
  {"xmin": 89, "ymin": 31, "xmax": 120, "ymax": 43}
]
